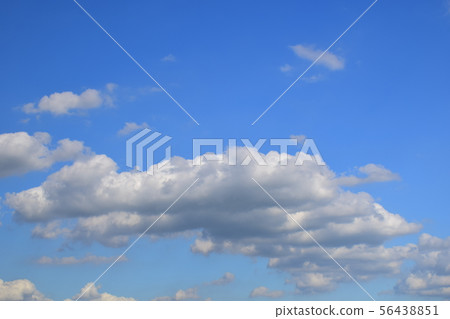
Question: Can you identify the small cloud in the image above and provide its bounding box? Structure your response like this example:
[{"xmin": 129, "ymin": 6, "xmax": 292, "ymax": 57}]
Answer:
[
  {"xmin": 280, "ymin": 64, "xmax": 293, "ymax": 73},
  {"xmin": 209, "ymin": 272, "xmax": 235, "ymax": 286},
  {"xmin": 20, "ymin": 84, "xmax": 117, "ymax": 116},
  {"xmin": 70, "ymin": 283, "xmax": 135, "ymax": 301},
  {"xmin": 35, "ymin": 254, "xmax": 127, "ymax": 265},
  {"xmin": 149, "ymin": 87, "xmax": 163, "ymax": 93},
  {"xmin": 250, "ymin": 286, "xmax": 284, "ymax": 299},
  {"xmin": 161, "ymin": 54, "xmax": 176, "ymax": 62},
  {"xmin": 174, "ymin": 288, "xmax": 199, "ymax": 300},
  {"xmin": 105, "ymin": 83, "xmax": 118, "ymax": 93},
  {"xmin": 337, "ymin": 164, "xmax": 401, "ymax": 186},
  {"xmin": 153, "ymin": 288, "xmax": 200, "ymax": 301},
  {"xmin": 191, "ymin": 238, "xmax": 215, "ymax": 255},
  {"xmin": 32, "ymin": 221, "xmax": 70, "ymax": 239},
  {"xmin": 290, "ymin": 44, "xmax": 344, "ymax": 70},
  {"xmin": 136, "ymin": 86, "xmax": 163, "ymax": 95},
  {"xmin": 117, "ymin": 122, "xmax": 149, "ymax": 136},
  {"xmin": 302, "ymin": 74, "xmax": 324, "ymax": 83},
  {"xmin": 290, "ymin": 134, "xmax": 306, "ymax": 144},
  {"xmin": 295, "ymin": 273, "xmax": 335, "ymax": 293}
]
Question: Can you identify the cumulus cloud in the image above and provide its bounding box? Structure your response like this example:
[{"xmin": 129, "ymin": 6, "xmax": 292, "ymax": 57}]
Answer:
[
  {"xmin": 0, "ymin": 132, "xmax": 89, "ymax": 178},
  {"xmin": 395, "ymin": 234, "xmax": 450, "ymax": 298},
  {"xmin": 36, "ymin": 254, "xmax": 127, "ymax": 265},
  {"xmin": 0, "ymin": 278, "xmax": 49, "ymax": 301},
  {"xmin": 21, "ymin": 84, "xmax": 116, "ymax": 115},
  {"xmin": 5, "ymin": 148, "xmax": 425, "ymax": 294},
  {"xmin": 337, "ymin": 164, "xmax": 400, "ymax": 186},
  {"xmin": 70, "ymin": 283, "xmax": 135, "ymax": 301},
  {"xmin": 290, "ymin": 44, "xmax": 344, "ymax": 70},
  {"xmin": 250, "ymin": 286, "xmax": 284, "ymax": 299},
  {"xmin": 117, "ymin": 122, "xmax": 149, "ymax": 136}
]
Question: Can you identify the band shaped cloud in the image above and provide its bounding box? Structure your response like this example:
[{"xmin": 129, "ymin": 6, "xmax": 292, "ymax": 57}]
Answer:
[{"xmin": 6, "ymin": 148, "xmax": 425, "ymax": 295}]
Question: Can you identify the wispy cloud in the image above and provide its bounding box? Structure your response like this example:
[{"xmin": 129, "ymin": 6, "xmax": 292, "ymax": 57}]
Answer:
[
  {"xmin": 153, "ymin": 272, "xmax": 233, "ymax": 301},
  {"xmin": 290, "ymin": 44, "xmax": 344, "ymax": 70},
  {"xmin": 208, "ymin": 272, "xmax": 235, "ymax": 286},
  {"xmin": 117, "ymin": 122, "xmax": 149, "ymax": 136},
  {"xmin": 290, "ymin": 134, "xmax": 306, "ymax": 144},
  {"xmin": 337, "ymin": 164, "xmax": 400, "ymax": 186},
  {"xmin": 280, "ymin": 64, "xmax": 293, "ymax": 73},
  {"xmin": 35, "ymin": 254, "xmax": 127, "ymax": 265},
  {"xmin": 153, "ymin": 288, "xmax": 200, "ymax": 301},
  {"xmin": 250, "ymin": 286, "xmax": 284, "ymax": 299},
  {"xmin": 161, "ymin": 54, "xmax": 176, "ymax": 62}
]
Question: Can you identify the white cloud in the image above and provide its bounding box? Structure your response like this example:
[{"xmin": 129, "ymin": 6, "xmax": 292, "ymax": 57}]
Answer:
[
  {"xmin": 36, "ymin": 254, "xmax": 127, "ymax": 265},
  {"xmin": 153, "ymin": 272, "xmax": 234, "ymax": 300},
  {"xmin": 6, "ymin": 148, "xmax": 424, "ymax": 294},
  {"xmin": 191, "ymin": 238, "xmax": 215, "ymax": 255},
  {"xmin": 174, "ymin": 288, "xmax": 200, "ymax": 300},
  {"xmin": 0, "ymin": 132, "xmax": 89, "ymax": 178},
  {"xmin": 295, "ymin": 273, "xmax": 334, "ymax": 293},
  {"xmin": 395, "ymin": 234, "xmax": 450, "ymax": 298},
  {"xmin": 32, "ymin": 221, "xmax": 70, "ymax": 239},
  {"xmin": 0, "ymin": 278, "xmax": 49, "ymax": 301},
  {"xmin": 280, "ymin": 64, "xmax": 293, "ymax": 73},
  {"xmin": 290, "ymin": 44, "xmax": 344, "ymax": 70},
  {"xmin": 153, "ymin": 288, "xmax": 200, "ymax": 301},
  {"xmin": 21, "ymin": 85, "xmax": 116, "ymax": 115},
  {"xmin": 117, "ymin": 122, "xmax": 149, "ymax": 136},
  {"xmin": 337, "ymin": 164, "xmax": 400, "ymax": 186},
  {"xmin": 161, "ymin": 54, "xmax": 176, "ymax": 62},
  {"xmin": 209, "ymin": 272, "xmax": 235, "ymax": 286},
  {"xmin": 70, "ymin": 283, "xmax": 135, "ymax": 301},
  {"xmin": 250, "ymin": 286, "xmax": 284, "ymax": 299}
]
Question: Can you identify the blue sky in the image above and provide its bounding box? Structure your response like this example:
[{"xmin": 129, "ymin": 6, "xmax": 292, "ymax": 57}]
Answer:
[{"xmin": 1, "ymin": 0, "xmax": 450, "ymax": 301}]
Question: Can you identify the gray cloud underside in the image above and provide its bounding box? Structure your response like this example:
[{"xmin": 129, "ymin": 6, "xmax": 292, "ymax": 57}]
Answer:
[{"xmin": 5, "ymin": 148, "xmax": 448, "ymax": 297}]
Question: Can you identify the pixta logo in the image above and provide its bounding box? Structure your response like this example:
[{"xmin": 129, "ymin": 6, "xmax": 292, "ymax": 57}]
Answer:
[
  {"xmin": 126, "ymin": 130, "xmax": 324, "ymax": 174},
  {"xmin": 126, "ymin": 129, "xmax": 172, "ymax": 175}
]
